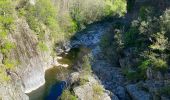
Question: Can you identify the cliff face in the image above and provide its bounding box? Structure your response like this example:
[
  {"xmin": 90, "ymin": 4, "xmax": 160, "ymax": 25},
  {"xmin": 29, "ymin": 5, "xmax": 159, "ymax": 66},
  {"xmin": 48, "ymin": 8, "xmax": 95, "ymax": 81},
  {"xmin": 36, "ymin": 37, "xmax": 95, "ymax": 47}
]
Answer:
[
  {"xmin": 0, "ymin": 0, "xmax": 127, "ymax": 99},
  {"xmin": 0, "ymin": 17, "xmax": 56, "ymax": 99},
  {"xmin": 12, "ymin": 19, "xmax": 54, "ymax": 93}
]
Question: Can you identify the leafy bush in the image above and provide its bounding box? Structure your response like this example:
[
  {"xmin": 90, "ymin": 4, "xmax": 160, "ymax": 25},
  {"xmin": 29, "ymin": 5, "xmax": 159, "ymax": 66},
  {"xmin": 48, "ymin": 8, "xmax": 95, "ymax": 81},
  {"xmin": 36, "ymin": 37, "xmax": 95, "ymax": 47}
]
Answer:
[
  {"xmin": 152, "ymin": 58, "xmax": 168, "ymax": 72},
  {"xmin": 149, "ymin": 32, "xmax": 168, "ymax": 51},
  {"xmin": 60, "ymin": 90, "xmax": 77, "ymax": 100},
  {"xmin": 0, "ymin": 41, "xmax": 15, "ymax": 55}
]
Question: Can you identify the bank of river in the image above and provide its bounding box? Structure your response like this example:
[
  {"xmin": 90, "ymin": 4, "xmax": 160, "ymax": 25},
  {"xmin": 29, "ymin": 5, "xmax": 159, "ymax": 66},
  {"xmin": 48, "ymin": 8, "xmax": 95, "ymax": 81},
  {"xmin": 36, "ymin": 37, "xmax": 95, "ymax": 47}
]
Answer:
[
  {"xmin": 27, "ymin": 22, "xmax": 113, "ymax": 100},
  {"xmin": 27, "ymin": 48, "xmax": 81, "ymax": 100}
]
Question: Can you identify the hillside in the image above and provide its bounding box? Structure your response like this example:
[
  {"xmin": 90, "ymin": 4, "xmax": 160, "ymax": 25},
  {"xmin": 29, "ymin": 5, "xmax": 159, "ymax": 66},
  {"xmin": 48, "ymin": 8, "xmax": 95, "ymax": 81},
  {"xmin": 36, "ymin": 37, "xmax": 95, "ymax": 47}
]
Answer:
[{"xmin": 0, "ymin": 0, "xmax": 170, "ymax": 100}]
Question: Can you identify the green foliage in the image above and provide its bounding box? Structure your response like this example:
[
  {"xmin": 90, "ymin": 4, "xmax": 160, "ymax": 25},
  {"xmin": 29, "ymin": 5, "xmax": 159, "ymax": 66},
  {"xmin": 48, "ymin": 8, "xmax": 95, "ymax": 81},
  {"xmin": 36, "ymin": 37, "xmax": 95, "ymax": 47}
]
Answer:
[
  {"xmin": 149, "ymin": 32, "xmax": 168, "ymax": 51},
  {"xmin": 26, "ymin": 15, "xmax": 40, "ymax": 33},
  {"xmin": 110, "ymin": 0, "xmax": 127, "ymax": 17},
  {"xmin": 37, "ymin": 42, "xmax": 48, "ymax": 52},
  {"xmin": 60, "ymin": 90, "xmax": 77, "ymax": 100},
  {"xmin": 79, "ymin": 75, "xmax": 89, "ymax": 85},
  {"xmin": 58, "ymin": 12, "xmax": 78, "ymax": 34},
  {"xmin": 69, "ymin": 0, "xmax": 127, "ymax": 29},
  {"xmin": 82, "ymin": 55, "xmax": 92, "ymax": 73},
  {"xmin": 161, "ymin": 9, "xmax": 170, "ymax": 35},
  {"xmin": 151, "ymin": 58, "xmax": 168, "ymax": 72},
  {"xmin": 124, "ymin": 27, "xmax": 139, "ymax": 46},
  {"xmin": 127, "ymin": 0, "xmax": 136, "ymax": 12},
  {"xmin": 0, "ymin": 0, "xmax": 16, "ymax": 83},
  {"xmin": 4, "ymin": 59, "xmax": 19, "ymax": 70},
  {"xmin": 139, "ymin": 6, "xmax": 153, "ymax": 20},
  {"xmin": 25, "ymin": 0, "xmax": 58, "ymax": 32},
  {"xmin": 0, "ymin": 67, "xmax": 10, "ymax": 82},
  {"xmin": 0, "ymin": 41, "xmax": 15, "ymax": 55},
  {"xmin": 159, "ymin": 86, "xmax": 170, "ymax": 96},
  {"xmin": 123, "ymin": 68, "xmax": 145, "ymax": 81},
  {"xmin": 92, "ymin": 84, "xmax": 104, "ymax": 95},
  {"xmin": 0, "ymin": 30, "xmax": 7, "ymax": 40},
  {"xmin": 0, "ymin": 0, "xmax": 14, "ymax": 39}
]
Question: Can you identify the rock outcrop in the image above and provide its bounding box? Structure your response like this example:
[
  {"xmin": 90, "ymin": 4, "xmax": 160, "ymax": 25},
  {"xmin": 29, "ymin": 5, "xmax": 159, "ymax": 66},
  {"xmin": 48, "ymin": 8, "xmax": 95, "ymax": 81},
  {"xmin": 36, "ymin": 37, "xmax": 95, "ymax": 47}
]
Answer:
[
  {"xmin": 73, "ymin": 75, "xmax": 113, "ymax": 100},
  {"xmin": 126, "ymin": 84, "xmax": 152, "ymax": 100}
]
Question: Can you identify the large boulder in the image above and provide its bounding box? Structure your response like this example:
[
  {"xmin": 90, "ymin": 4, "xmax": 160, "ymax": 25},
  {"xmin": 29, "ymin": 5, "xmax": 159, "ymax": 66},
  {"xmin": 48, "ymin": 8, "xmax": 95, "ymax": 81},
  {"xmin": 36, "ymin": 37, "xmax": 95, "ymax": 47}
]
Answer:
[
  {"xmin": 68, "ymin": 72, "xmax": 80, "ymax": 84},
  {"xmin": 114, "ymin": 86, "xmax": 126, "ymax": 100},
  {"xmin": 73, "ymin": 75, "xmax": 114, "ymax": 100},
  {"xmin": 126, "ymin": 84, "xmax": 152, "ymax": 100}
]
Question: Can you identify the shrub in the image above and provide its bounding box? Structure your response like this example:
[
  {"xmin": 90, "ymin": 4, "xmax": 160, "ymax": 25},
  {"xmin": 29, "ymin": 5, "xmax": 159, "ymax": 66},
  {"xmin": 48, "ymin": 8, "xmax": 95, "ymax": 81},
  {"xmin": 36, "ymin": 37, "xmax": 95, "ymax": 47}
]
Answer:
[
  {"xmin": 0, "ymin": 68, "xmax": 10, "ymax": 82},
  {"xmin": 139, "ymin": 6, "xmax": 153, "ymax": 20},
  {"xmin": 92, "ymin": 84, "xmax": 104, "ymax": 95},
  {"xmin": 0, "ymin": 41, "xmax": 15, "ymax": 55},
  {"xmin": 152, "ymin": 58, "xmax": 168, "ymax": 72},
  {"xmin": 3, "ymin": 59, "xmax": 19, "ymax": 70},
  {"xmin": 110, "ymin": 0, "xmax": 127, "ymax": 17},
  {"xmin": 123, "ymin": 68, "xmax": 144, "ymax": 81},
  {"xmin": 161, "ymin": 9, "xmax": 170, "ymax": 37},
  {"xmin": 60, "ymin": 90, "xmax": 77, "ymax": 100},
  {"xmin": 37, "ymin": 42, "xmax": 48, "ymax": 52},
  {"xmin": 82, "ymin": 55, "xmax": 92, "ymax": 73},
  {"xmin": 159, "ymin": 86, "xmax": 170, "ymax": 96},
  {"xmin": 124, "ymin": 27, "xmax": 139, "ymax": 46},
  {"xmin": 79, "ymin": 75, "xmax": 89, "ymax": 85}
]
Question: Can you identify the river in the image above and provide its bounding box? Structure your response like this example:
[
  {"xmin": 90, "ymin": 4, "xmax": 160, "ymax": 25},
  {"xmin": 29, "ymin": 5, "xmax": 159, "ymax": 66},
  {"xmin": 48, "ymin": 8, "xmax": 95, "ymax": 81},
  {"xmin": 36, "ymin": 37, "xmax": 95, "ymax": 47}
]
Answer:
[{"xmin": 27, "ymin": 22, "xmax": 115, "ymax": 100}]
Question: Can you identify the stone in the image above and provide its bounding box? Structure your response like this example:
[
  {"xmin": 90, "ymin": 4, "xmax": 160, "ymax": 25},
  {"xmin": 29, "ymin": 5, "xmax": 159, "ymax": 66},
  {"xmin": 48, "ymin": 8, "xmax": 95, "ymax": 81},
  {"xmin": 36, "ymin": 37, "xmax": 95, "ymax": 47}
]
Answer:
[
  {"xmin": 126, "ymin": 84, "xmax": 152, "ymax": 100},
  {"xmin": 68, "ymin": 72, "xmax": 80, "ymax": 84},
  {"xmin": 161, "ymin": 96, "xmax": 170, "ymax": 100},
  {"xmin": 73, "ymin": 75, "xmax": 112, "ymax": 100},
  {"xmin": 146, "ymin": 67, "xmax": 153, "ymax": 80},
  {"xmin": 29, "ymin": 0, "xmax": 36, "ymax": 5},
  {"xmin": 114, "ymin": 86, "xmax": 126, "ymax": 100},
  {"xmin": 55, "ymin": 41, "xmax": 71, "ymax": 55}
]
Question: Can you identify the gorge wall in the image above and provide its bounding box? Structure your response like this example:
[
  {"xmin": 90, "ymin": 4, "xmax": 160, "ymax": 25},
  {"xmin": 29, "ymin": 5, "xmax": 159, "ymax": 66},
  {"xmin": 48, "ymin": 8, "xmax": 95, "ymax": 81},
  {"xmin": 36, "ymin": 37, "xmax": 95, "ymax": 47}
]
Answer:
[{"xmin": 0, "ymin": 0, "xmax": 127, "ymax": 99}]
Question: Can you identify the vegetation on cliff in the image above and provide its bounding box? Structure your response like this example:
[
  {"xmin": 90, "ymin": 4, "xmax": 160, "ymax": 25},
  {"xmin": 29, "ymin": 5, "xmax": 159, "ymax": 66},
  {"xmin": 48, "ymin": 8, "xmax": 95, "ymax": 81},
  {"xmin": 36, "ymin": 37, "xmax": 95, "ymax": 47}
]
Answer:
[
  {"xmin": 0, "ymin": 0, "xmax": 127, "ymax": 83},
  {"xmin": 100, "ymin": 0, "xmax": 170, "ymax": 97}
]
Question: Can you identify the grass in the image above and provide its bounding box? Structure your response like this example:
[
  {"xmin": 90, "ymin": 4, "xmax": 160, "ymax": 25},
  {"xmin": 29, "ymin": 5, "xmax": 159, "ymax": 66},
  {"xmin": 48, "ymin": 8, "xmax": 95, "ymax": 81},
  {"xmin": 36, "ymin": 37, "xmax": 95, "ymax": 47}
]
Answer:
[
  {"xmin": 60, "ymin": 90, "xmax": 77, "ymax": 100},
  {"xmin": 37, "ymin": 42, "xmax": 49, "ymax": 52},
  {"xmin": 92, "ymin": 84, "xmax": 104, "ymax": 95}
]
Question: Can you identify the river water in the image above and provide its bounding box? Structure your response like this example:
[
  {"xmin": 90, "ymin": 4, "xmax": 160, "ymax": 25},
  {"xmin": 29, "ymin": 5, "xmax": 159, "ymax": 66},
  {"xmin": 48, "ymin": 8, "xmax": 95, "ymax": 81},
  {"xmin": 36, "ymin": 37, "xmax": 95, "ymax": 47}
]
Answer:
[
  {"xmin": 27, "ymin": 22, "xmax": 113, "ymax": 100},
  {"xmin": 27, "ymin": 48, "xmax": 81, "ymax": 100}
]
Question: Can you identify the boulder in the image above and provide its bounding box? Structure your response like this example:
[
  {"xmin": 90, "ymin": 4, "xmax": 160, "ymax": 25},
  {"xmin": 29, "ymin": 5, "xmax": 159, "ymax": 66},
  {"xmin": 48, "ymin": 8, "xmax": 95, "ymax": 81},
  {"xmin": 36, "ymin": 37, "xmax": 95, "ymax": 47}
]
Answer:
[
  {"xmin": 73, "ymin": 76, "xmax": 113, "ymax": 100},
  {"xmin": 161, "ymin": 96, "xmax": 170, "ymax": 100},
  {"xmin": 126, "ymin": 84, "xmax": 152, "ymax": 100},
  {"xmin": 29, "ymin": 0, "xmax": 36, "ymax": 5},
  {"xmin": 68, "ymin": 72, "xmax": 80, "ymax": 84},
  {"xmin": 55, "ymin": 41, "xmax": 71, "ymax": 55},
  {"xmin": 114, "ymin": 86, "xmax": 126, "ymax": 100}
]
